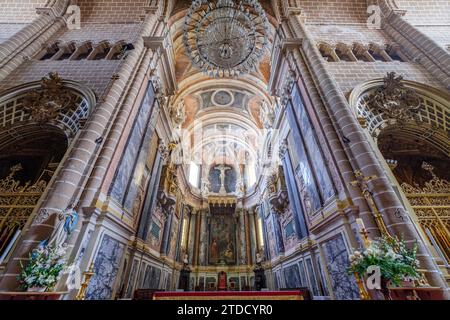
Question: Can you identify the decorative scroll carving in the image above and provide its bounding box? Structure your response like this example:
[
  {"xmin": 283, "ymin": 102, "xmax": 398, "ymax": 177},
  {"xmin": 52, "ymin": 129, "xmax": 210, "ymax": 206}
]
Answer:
[
  {"xmin": 269, "ymin": 190, "xmax": 290, "ymax": 215},
  {"xmin": 367, "ymin": 72, "xmax": 421, "ymax": 122},
  {"xmin": 0, "ymin": 164, "xmax": 23, "ymax": 192},
  {"xmin": 235, "ymin": 177, "xmax": 246, "ymax": 197},
  {"xmin": 265, "ymin": 167, "xmax": 289, "ymax": 215},
  {"xmin": 0, "ymin": 164, "xmax": 47, "ymax": 194},
  {"xmin": 169, "ymin": 99, "xmax": 186, "ymax": 127},
  {"xmin": 278, "ymin": 140, "xmax": 288, "ymax": 161},
  {"xmin": 157, "ymin": 191, "xmax": 176, "ymax": 219},
  {"xmin": 279, "ymin": 70, "xmax": 296, "ymax": 107},
  {"xmin": 158, "ymin": 142, "xmax": 170, "ymax": 164},
  {"xmin": 22, "ymin": 73, "xmax": 78, "ymax": 124},
  {"xmin": 259, "ymin": 100, "xmax": 275, "ymax": 129},
  {"xmin": 150, "ymin": 74, "xmax": 167, "ymax": 106},
  {"xmin": 265, "ymin": 168, "xmax": 279, "ymax": 196}
]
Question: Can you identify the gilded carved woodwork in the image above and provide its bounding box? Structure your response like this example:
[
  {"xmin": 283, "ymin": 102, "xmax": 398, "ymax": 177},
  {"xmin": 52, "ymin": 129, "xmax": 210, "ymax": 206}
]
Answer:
[
  {"xmin": 22, "ymin": 73, "xmax": 78, "ymax": 124},
  {"xmin": 160, "ymin": 141, "xmax": 179, "ymax": 196},
  {"xmin": 0, "ymin": 164, "xmax": 48, "ymax": 256},
  {"xmin": 400, "ymin": 162, "xmax": 450, "ymax": 262},
  {"xmin": 401, "ymin": 162, "xmax": 450, "ymax": 194}
]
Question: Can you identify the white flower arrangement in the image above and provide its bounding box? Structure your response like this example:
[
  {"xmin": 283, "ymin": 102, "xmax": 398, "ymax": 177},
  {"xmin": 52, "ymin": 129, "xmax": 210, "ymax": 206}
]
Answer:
[
  {"xmin": 348, "ymin": 236, "xmax": 420, "ymax": 286},
  {"xmin": 18, "ymin": 244, "xmax": 68, "ymax": 291}
]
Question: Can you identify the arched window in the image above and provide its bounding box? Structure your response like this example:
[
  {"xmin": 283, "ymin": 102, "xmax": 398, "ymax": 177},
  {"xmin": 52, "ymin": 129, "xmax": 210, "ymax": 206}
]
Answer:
[{"xmin": 350, "ymin": 75, "xmax": 450, "ymax": 264}]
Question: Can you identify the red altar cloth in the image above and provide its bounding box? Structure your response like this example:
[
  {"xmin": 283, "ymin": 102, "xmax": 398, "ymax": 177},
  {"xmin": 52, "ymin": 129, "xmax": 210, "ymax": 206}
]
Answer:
[{"xmin": 153, "ymin": 291, "xmax": 307, "ymax": 300}]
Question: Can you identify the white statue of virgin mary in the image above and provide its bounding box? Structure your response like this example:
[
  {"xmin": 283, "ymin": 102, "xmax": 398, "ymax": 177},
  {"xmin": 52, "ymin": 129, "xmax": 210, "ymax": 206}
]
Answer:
[{"xmin": 47, "ymin": 203, "xmax": 79, "ymax": 249}]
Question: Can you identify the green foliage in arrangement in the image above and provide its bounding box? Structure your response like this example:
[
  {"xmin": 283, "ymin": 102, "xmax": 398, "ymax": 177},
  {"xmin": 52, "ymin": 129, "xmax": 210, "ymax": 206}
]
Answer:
[{"xmin": 348, "ymin": 236, "xmax": 420, "ymax": 286}]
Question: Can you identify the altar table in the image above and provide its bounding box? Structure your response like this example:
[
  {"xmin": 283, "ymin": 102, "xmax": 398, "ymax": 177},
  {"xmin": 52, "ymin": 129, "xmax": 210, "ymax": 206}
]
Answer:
[{"xmin": 153, "ymin": 290, "xmax": 308, "ymax": 301}]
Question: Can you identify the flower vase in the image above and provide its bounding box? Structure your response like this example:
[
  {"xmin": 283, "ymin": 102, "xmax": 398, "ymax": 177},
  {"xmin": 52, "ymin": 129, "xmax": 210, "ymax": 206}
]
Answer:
[{"xmin": 27, "ymin": 287, "xmax": 47, "ymax": 292}]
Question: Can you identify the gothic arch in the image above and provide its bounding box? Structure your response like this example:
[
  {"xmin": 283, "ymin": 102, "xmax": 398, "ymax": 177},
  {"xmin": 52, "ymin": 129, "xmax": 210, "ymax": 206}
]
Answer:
[
  {"xmin": 350, "ymin": 76, "xmax": 450, "ymax": 156},
  {"xmin": 350, "ymin": 75, "xmax": 450, "ymax": 264}
]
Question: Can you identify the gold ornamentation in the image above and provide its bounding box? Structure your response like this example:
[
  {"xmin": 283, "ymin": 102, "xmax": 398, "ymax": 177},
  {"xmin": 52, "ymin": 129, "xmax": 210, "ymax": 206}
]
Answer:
[
  {"xmin": 22, "ymin": 73, "xmax": 78, "ymax": 124},
  {"xmin": 76, "ymin": 262, "xmax": 95, "ymax": 300},
  {"xmin": 401, "ymin": 162, "xmax": 450, "ymax": 194},
  {"xmin": 350, "ymin": 170, "xmax": 391, "ymax": 238},
  {"xmin": 0, "ymin": 164, "xmax": 48, "ymax": 256},
  {"xmin": 367, "ymin": 72, "xmax": 421, "ymax": 123},
  {"xmin": 0, "ymin": 164, "xmax": 23, "ymax": 192},
  {"xmin": 400, "ymin": 162, "xmax": 450, "ymax": 263},
  {"xmin": 265, "ymin": 168, "xmax": 278, "ymax": 196},
  {"xmin": 354, "ymin": 272, "xmax": 370, "ymax": 300}
]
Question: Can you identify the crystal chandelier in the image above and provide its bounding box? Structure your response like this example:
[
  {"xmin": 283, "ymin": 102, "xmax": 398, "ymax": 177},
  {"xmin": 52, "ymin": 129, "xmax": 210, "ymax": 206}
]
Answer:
[{"xmin": 183, "ymin": 0, "xmax": 269, "ymax": 78}]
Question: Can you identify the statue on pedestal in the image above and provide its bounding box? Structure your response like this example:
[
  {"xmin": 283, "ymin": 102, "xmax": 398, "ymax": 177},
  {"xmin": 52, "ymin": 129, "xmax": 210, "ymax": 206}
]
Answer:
[
  {"xmin": 254, "ymin": 251, "xmax": 266, "ymax": 291},
  {"xmin": 182, "ymin": 253, "xmax": 190, "ymax": 271},
  {"xmin": 47, "ymin": 203, "xmax": 79, "ymax": 249},
  {"xmin": 178, "ymin": 252, "xmax": 191, "ymax": 291}
]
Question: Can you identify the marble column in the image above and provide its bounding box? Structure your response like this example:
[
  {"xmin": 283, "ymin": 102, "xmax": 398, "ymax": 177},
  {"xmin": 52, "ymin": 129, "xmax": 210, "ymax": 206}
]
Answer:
[
  {"xmin": 244, "ymin": 210, "xmax": 252, "ymax": 265},
  {"xmin": 174, "ymin": 204, "xmax": 186, "ymax": 262},
  {"xmin": 259, "ymin": 203, "xmax": 271, "ymax": 260},
  {"xmin": 192, "ymin": 211, "xmax": 202, "ymax": 266},
  {"xmin": 187, "ymin": 210, "xmax": 196, "ymax": 265},
  {"xmin": 271, "ymin": 211, "xmax": 285, "ymax": 255},
  {"xmin": 248, "ymin": 210, "xmax": 258, "ymax": 264},
  {"xmin": 238, "ymin": 208, "xmax": 247, "ymax": 265},
  {"xmin": 160, "ymin": 206, "xmax": 174, "ymax": 255},
  {"xmin": 198, "ymin": 210, "xmax": 209, "ymax": 266}
]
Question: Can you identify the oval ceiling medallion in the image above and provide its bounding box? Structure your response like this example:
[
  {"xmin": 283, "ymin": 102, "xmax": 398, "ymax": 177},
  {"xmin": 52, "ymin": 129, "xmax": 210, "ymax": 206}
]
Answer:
[{"xmin": 212, "ymin": 90, "xmax": 234, "ymax": 106}]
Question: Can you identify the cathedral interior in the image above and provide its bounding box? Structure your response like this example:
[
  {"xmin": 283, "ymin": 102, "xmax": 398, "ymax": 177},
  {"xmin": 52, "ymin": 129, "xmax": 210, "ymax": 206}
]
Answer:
[{"xmin": 0, "ymin": 0, "xmax": 449, "ymax": 301}]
